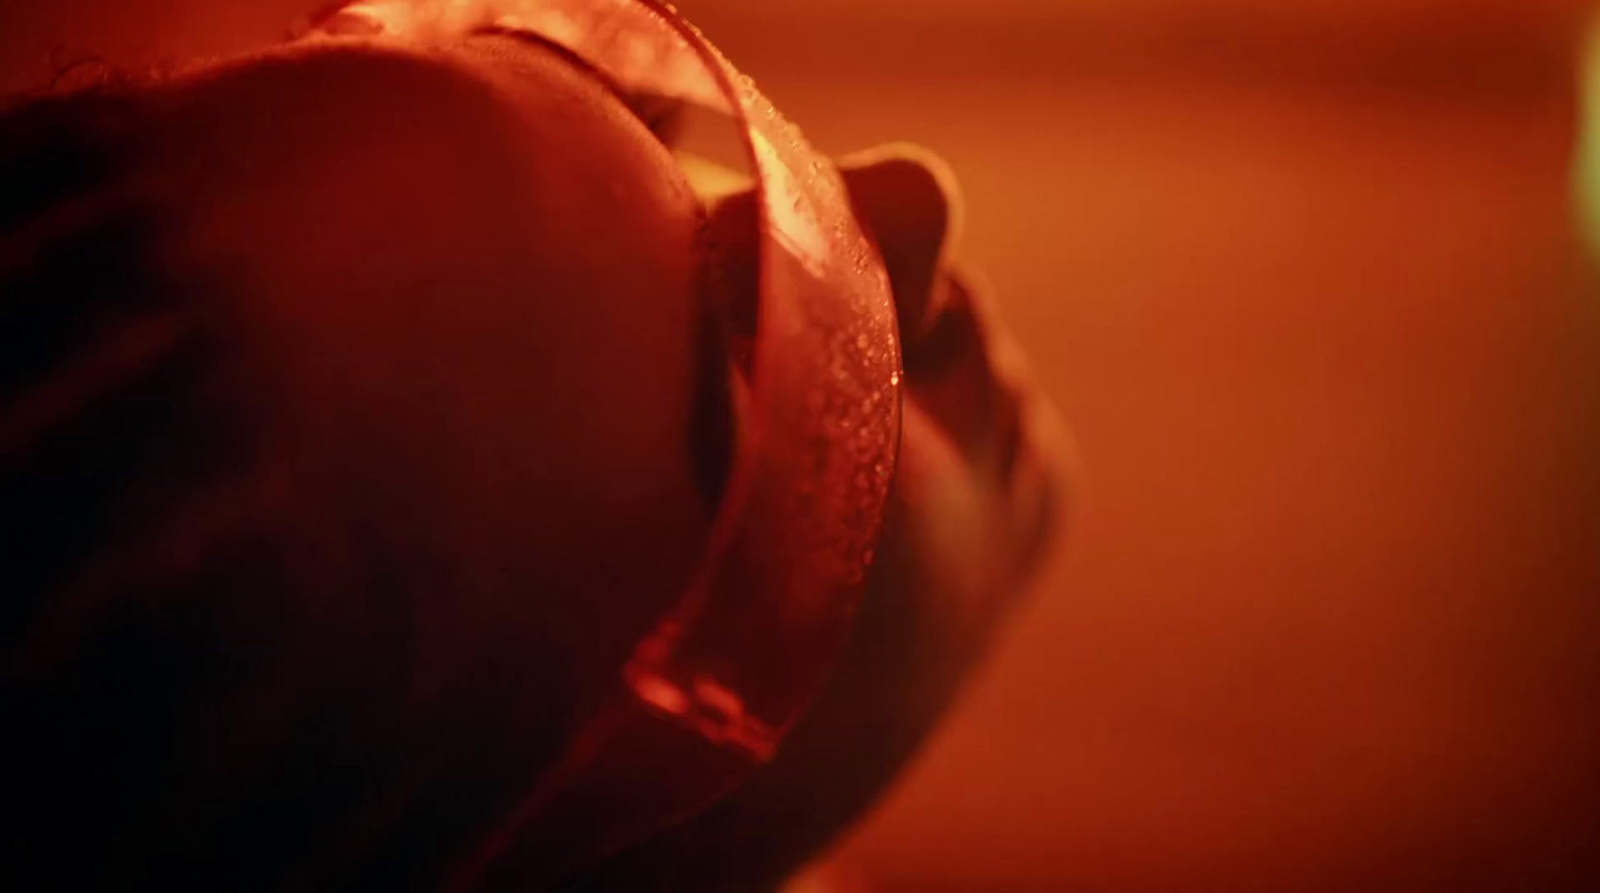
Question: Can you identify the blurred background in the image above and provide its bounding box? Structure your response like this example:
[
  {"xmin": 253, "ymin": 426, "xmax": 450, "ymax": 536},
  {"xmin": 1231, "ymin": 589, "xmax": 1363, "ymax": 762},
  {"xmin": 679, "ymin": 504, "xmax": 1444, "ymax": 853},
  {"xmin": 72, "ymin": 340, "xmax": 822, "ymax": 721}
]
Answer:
[{"xmin": 4, "ymin": 1, "xmax": 1599, "ymax": 890}]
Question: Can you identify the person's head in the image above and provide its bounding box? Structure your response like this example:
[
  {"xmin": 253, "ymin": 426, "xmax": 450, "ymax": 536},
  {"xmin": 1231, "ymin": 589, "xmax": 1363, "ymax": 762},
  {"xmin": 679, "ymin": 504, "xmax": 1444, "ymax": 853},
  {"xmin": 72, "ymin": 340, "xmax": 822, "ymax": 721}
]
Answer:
[
  {"xmin": 1, "ymin": 5, "xmax": 1062, "ymax": 888},
  {"xmin": 2, "ymin": 32, "xmax": 731, "ymax": 888}
]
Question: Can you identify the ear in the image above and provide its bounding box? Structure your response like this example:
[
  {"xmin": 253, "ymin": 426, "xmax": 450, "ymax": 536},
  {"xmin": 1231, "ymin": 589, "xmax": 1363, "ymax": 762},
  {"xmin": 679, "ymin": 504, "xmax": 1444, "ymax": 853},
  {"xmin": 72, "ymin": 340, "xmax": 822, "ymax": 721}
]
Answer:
[{"xmin": 837, "ymin": 144, "xmax": 965, "ymax": 341}]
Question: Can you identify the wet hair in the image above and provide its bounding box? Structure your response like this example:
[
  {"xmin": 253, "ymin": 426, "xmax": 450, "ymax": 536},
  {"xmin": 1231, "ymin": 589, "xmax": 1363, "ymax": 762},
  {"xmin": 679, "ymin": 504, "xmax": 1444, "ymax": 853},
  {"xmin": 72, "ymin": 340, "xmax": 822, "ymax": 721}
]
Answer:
[
  {"xmin": 0, "ymin": 67, "xmax": 574, "ymax": 890},
  {"xmin": 1, "ymin": 75, "xmax": 303, "ymax": 889}
]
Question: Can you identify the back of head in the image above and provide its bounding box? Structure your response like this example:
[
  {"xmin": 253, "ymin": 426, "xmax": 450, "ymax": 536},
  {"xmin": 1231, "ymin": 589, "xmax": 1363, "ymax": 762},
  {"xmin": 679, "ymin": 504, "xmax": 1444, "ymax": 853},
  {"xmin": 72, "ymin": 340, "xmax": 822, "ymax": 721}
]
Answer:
[{"xmin": 0, "ymin": 36, "xmax": 719, "ymax": 889}]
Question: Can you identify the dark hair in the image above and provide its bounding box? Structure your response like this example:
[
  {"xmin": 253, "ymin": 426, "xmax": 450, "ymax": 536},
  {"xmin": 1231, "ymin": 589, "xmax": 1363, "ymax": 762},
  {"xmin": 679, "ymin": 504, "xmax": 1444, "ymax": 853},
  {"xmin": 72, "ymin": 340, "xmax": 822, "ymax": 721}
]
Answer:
[
  {"xmin": 0, "ymin": 67, "xmax": 577, "ymax": 889},
  {"xmin": 2, "ymin": 76, "xmax": 306, "ymax": 889}
]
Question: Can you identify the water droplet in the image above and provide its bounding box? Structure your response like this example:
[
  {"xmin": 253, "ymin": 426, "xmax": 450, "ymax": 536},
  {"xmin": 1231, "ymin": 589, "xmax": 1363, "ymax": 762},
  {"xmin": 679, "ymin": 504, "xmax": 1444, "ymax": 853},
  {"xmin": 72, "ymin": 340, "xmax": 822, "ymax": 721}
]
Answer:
[{"xmin": 634, "ymin": 674, "xmax": 689, "ymax": 716}]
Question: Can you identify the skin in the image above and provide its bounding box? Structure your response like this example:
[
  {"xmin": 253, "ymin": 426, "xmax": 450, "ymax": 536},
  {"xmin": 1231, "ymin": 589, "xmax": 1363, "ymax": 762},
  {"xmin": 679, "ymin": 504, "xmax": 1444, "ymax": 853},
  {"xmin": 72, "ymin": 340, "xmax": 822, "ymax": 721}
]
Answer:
[{"xmin": 0, "ymin": 28, "xmax": 1066, "ymax": 891}]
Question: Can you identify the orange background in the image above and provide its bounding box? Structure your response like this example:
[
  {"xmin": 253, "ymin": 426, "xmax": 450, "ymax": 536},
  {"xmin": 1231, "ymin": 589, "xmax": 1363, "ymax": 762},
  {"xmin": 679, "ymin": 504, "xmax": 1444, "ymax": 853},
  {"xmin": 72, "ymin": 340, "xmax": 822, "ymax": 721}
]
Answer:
[{"xmin": 4, "ymin": 2, "xmax": 1598, "ymax": 890}]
